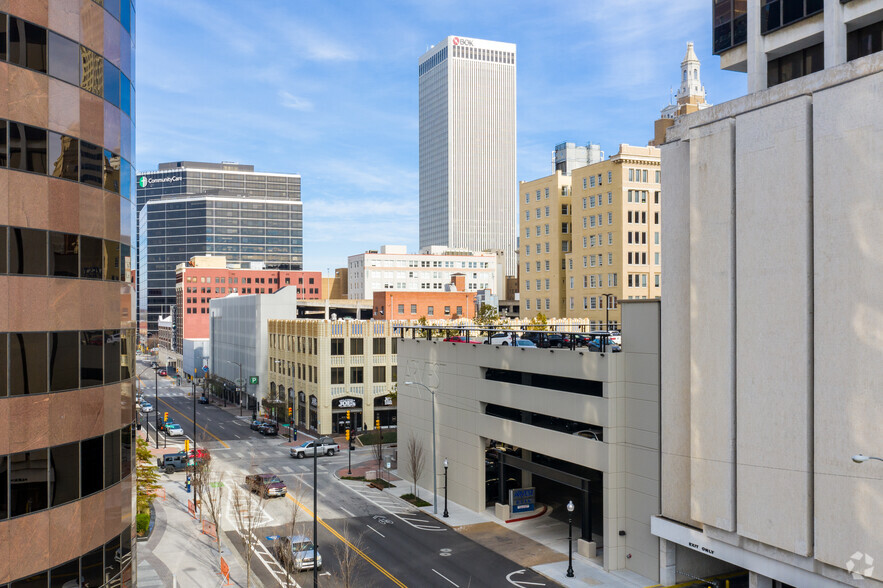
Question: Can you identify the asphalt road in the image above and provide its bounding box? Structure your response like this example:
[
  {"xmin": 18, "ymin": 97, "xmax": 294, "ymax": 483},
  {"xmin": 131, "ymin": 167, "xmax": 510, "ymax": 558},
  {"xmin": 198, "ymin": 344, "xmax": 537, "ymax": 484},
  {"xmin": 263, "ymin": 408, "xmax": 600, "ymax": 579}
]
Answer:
[{"xmin": 136, "ymin": 356, "xmax": 556, "ymax": 588}]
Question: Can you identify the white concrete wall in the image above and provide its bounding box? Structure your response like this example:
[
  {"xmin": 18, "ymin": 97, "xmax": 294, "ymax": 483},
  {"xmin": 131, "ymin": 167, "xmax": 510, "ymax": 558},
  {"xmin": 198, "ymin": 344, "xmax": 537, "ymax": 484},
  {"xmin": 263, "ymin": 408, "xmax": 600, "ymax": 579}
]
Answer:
[
  {"xmin": 688, "ymin": 119, "xmax": 737, "ymax": 532},
  {"xmin": 812, "ymin": 69, "xmax": 883, "ymax": 581}
]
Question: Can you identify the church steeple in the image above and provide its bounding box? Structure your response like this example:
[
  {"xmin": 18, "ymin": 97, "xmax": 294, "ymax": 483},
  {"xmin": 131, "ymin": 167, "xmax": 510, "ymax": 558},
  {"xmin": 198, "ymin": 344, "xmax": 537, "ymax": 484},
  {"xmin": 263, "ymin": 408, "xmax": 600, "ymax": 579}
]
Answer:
[{"xmin": 677, "ymin": 42, "xmax": 705, "ymax": 105}]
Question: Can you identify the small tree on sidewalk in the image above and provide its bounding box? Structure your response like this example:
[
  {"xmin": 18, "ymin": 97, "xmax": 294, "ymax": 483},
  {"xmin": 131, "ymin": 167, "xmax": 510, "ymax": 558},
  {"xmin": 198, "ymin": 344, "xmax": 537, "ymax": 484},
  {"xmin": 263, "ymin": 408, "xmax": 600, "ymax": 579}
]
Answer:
[
  {"xmin": 135, "ymin": 437, "xmax": 161, "ymax": 536},
  {"xmin": 198, "ymin": 460, "xmax": 226, "ymax": 562},
  {"xmin": 230, "ymin": 453, "xmax": 267, "ymax": 588},
  {"xmin": 370, "ymin": 427, "xmax": 385, "ymax": 479},
  {"xmin": 404, "ymin": 433, "xmax": 426, "ymax": 499},
  {"xmin": 274, "ymin": 479, "xmax": 305, "ymax": 588},
  {"xmin": 330, "ymin": 522, "xmax": 370, "ymax": 588}
]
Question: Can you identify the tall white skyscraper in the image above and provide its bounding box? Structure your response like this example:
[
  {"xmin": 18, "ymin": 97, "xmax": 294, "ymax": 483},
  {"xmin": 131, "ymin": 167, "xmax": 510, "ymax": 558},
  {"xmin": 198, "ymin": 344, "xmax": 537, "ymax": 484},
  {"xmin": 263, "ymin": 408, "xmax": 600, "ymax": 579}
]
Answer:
[{"xmin": 418, "ymin": 36, "xmax": 517, "ymax": 276}]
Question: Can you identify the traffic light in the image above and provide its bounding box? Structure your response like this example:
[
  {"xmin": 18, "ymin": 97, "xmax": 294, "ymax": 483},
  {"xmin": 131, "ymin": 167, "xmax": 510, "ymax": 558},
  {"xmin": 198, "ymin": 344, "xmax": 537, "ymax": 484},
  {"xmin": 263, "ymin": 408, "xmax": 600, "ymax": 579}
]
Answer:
[
  {"xmin": 185, "ymin": 439, "xmax": 190, "ymax": 453},
  {"xmin": 288, "ymin": 406, "xmax": 293, "ymax": 418},
  {"xmin": 375, "ymin": 418, "xmax": 380, "ymax": 430},
  {"xmin": 164, "ymin": 412, "xmax": 169, "ymax": 422},
  {"xmin": 345, "ymin": 429, "xmax": 350, "ymax": 441},
  {"xmin": 346, "ymin": 410, "xmax": 350, "ymax": 422}
]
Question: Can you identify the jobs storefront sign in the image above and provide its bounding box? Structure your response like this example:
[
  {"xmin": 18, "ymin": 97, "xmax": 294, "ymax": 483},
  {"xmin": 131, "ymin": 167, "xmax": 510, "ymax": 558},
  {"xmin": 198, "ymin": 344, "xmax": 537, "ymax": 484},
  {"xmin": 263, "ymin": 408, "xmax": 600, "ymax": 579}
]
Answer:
[
  {"xmin": 335, "ymin": 397, "xmax": 361, "ymax": 409},
  {"xmin": 510, "ymin": 487, "xmax": 535, "ymax": 513}
]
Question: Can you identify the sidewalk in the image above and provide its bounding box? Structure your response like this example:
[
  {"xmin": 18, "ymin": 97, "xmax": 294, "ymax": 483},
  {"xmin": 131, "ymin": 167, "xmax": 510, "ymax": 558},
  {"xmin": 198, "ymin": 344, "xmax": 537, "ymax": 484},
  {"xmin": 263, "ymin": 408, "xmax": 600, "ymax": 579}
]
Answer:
[
  {"xmin": 336, "ymin": 456, "xmax": 655, "ymax": 588},
  {"xmin": 135, "ymin": 428, "xmax": 255, "ymax": 588}
]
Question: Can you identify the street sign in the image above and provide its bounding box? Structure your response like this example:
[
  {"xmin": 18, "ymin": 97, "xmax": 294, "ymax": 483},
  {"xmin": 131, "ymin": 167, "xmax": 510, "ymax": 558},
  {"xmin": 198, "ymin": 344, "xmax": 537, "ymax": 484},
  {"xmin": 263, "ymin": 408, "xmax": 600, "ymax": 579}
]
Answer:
[
  {"xmin": 265, "ymin": 535, "xmax": 280, "ymax": 541},
  {"xmin": 202, "ymin": 365, "xmax": 209, "ymax": 373},
  {"xmin": 249, "ymin": 376, "xmax": 259, "ymax": 385},
  {"xmin": 510, "ymin": 487, "xmax": 536, "ymax": 513}
]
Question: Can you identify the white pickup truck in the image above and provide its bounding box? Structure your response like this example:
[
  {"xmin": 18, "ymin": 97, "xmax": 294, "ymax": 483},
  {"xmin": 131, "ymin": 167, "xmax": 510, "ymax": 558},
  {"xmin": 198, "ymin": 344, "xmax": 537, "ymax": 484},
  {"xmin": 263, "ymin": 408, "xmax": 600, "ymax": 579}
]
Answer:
[{"xmin": 290, "ymin": 437, "xmax": 340, "ymax": 459}]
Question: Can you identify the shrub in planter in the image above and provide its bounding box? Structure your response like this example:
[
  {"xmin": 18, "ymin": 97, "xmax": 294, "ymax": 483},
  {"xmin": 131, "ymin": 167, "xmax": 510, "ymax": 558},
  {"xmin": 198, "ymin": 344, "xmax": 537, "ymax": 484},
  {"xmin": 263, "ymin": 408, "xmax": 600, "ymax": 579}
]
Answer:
[{"xmin": 136, "ymin": 512, "xmax": 150, "ymax": 536}]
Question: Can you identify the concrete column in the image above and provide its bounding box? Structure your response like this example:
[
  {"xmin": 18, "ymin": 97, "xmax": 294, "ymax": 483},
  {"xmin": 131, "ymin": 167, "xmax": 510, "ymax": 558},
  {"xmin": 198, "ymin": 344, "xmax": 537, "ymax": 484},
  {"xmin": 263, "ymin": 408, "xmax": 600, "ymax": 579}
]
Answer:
[
  {"xmin": 824, "ymin": 0, "xmax": 847, "ymax": 68},
  {"xmin": 659, "ymin": 539, "xmax": 677, "ymax": 586},
  {"xmin": 746, "ymin": 0, "xmax": 766, "ymax": 93},
  {"xmin": 749, "ymin": 571, "xmax": 774, "ymax": 588}
]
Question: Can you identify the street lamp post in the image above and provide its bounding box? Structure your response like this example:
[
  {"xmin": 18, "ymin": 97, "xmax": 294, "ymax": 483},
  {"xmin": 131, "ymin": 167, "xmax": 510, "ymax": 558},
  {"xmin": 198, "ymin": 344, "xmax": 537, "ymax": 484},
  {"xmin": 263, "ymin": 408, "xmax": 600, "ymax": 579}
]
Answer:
[
  {"xmin": 227, "ymin": 360, "xmax": 243, "ymax": 417},
  {"xmin": 566, "ymin": 500, "xmax": 575, "ymax": 578},
  {"xmin": 405, "ymin": 381, "xmax": 438, "ymax": 515},
  {"xmin": 443, "ymin": 458, "xmax": 449, "ymax": 518},
  {"xmin": 853, "ymin": 454, "xmax": 883, "ymax": 463},
  {"xmin": 601, "ymin": 293, "xmax": 612, "ymax": 330},
  {"xmin": 154, "ymin": 366, "xmax": 160, "ymax": 449}
]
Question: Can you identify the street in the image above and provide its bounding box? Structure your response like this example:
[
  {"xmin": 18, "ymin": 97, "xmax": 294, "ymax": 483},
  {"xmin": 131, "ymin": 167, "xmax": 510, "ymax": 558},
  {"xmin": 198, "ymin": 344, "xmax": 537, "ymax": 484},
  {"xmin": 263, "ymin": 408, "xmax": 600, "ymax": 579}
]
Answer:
[{"xmin": 136, "ymin": 356, "xmax": 557, "ymax": 587}]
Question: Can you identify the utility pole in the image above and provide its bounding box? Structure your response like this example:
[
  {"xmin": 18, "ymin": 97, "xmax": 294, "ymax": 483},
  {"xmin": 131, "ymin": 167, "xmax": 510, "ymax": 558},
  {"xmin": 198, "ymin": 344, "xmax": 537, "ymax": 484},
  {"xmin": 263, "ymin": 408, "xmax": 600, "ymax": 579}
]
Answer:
[
  {"xmin": 313, "ymin": 442, "xmax": 318, "ymax": 588},
  {"xmin": 154, "ymin": 367, "xmax": 160, "ymax": 449}
]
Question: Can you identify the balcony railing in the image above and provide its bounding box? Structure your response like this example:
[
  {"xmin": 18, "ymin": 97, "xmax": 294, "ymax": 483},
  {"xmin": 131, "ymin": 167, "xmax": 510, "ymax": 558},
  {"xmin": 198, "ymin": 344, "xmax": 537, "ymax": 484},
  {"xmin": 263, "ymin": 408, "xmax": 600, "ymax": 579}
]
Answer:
[{"xmin": 396, "ymin": 324, "xmax": 622, "ymax": 353}]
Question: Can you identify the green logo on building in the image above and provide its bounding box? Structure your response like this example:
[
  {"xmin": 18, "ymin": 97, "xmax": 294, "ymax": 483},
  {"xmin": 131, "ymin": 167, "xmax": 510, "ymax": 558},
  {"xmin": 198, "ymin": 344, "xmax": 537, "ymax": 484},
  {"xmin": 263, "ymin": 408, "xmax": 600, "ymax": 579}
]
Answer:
[{"xmin": 138, "ymin": 176, "xmax": 148, "ymax": 188}]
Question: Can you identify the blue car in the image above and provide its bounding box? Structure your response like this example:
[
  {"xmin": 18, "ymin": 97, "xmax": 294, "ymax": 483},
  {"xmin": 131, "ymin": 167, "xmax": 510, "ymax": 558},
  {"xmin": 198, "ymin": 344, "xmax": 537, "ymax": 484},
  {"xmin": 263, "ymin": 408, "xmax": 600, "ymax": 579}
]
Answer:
[{"xmin": 514, "ymin": 339, "xmax": 537, "ymax": 348}]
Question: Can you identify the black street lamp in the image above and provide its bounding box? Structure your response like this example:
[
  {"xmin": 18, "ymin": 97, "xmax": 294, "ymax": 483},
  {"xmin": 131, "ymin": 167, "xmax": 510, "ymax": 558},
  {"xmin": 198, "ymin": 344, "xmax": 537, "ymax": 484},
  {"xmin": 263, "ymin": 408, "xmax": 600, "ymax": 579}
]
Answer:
[
  {"xmin": 566, "ymin": 500, "xmax": 575, "ymax": 578},
  {"xmin": 443, "ymin": 458, "xmax": 449, "ymax": 518},
  {"xmin": 154, "ymin": 366, "xmax": 160, "ymax": 449}
]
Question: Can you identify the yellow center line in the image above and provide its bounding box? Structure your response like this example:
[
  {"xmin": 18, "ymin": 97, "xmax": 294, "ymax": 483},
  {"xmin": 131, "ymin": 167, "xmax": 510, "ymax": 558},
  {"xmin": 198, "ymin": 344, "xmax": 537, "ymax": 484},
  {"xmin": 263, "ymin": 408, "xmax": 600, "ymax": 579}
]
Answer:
[
  {"xmin": 286, "ymin": 493, "xmax": 407, "ymax": 588},
  {"xmin": 138, "ymin": 374, "xmax": 230, "ymax": 448}
]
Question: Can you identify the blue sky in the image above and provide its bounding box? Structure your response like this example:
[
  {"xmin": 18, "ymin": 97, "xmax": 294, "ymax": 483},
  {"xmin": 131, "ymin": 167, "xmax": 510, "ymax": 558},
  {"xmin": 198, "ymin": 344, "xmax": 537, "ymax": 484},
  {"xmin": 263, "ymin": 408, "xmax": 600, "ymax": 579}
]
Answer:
[{"xmin": 136, "ymin": 0, "xmax": 747, "ymax": 274}]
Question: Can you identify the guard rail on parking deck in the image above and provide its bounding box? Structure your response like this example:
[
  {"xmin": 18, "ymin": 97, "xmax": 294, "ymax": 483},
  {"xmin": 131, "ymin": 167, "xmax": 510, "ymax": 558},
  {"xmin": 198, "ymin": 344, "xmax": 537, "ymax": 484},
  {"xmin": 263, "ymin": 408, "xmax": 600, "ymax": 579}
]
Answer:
[{"xmin": 394, "ymin": 325, "xmax": 621, "ymax": 352}]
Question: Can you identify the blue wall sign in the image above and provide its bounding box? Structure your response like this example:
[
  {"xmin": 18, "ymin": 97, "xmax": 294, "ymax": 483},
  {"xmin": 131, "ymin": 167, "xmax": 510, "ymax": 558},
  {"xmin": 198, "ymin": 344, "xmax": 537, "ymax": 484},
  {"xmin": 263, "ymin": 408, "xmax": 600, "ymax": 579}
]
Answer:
[{"xmin": 509, "ymin": 487, "xmax": 536, "ymax": 513}]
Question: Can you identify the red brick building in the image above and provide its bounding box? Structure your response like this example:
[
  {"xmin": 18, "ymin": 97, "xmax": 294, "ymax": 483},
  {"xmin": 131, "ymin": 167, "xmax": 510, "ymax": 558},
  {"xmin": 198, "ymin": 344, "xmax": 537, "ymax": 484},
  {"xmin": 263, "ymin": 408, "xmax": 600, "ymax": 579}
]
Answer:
[
  {"xmin": 373, "ymin": 290, "xmax": 475, "ymax": 320},
  {"xmin": 175, "ymin": 256, "xmax": 321, "ymax": 349}
]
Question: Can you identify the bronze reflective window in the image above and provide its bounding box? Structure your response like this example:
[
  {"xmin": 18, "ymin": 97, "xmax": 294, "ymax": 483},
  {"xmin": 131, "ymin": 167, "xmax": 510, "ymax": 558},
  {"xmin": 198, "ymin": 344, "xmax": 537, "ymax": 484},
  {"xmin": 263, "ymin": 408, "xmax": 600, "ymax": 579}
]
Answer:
[
  {"xmin": 49, "ymin": 331, "xmax": 79, "ymax": 392},
  {"xmin": 104, "ymin": 534, "xmax": 121, "ymax": 583},
  {"xmin": 0, "ymin": 120, "xmax": 7, "ymax": 167},
  {"xmin": 104, "ymin": 430, "xmax": 120, "ymax": 486},
  {"xmin": 0, "ymin": 456, "xmax": 7, "ymax": 519},
  {"xmin": 10, "ymin": 449, "xmax": 48, "ymax": 516},
  {"xmin": 9, "ymin": 332, "xmax": 48, "ymax": 395},
  {"xmin": 80, "ymin": 546, "xmax": 104, "ymax": 587},
  {"xmin": 103, "ymin": 239, "xmax": 120, "ymax": 281},
  {"xmin": 847, "ymin": 19, "xmax": 883, "ymax": 61},
  {"xmin": 8, "ymin": 17, "xmax": 47, "ymax": 73},
  {"xmin": 80, "ymin": 330, "xmax": 104, "ymax": 387},
  {"xmin": 79, "ymin": 140, "xmax": 103, "ymax": 187},
  {"xmin": 79, "ymin": 45, "xmax": 103, "ymax": 96},
  {"xmin": 80, "ymin": 236, "xmax": 103, "ymax": 279},
  {"xmin": 49, "ymin": 558, "xmax": 80, "ymax": 588},
  {"xmin": 121, "ymin": 425, "xmax": 133, "ymax": 478},
  {"xmin": 11, "ymin": 570, "xmax": 48, "ymax": 586},
  {"xmin": 49, "ymin": 442, "xmax": 79, "ymax": 507},
  {"xmin": 104, "ymin": 59, "xmax": 121, "ymax": 108},
  {"xmin": 48, "ymin": 31, "xmax": 80, "ymax": 86},
  {"xmin": 104, "ymin": 329, "xmax": 121, "ymax": 384},
  {"xmin": 0, "ymin": 14, "xmax": 6, "ymax": 61},
  {"xmin": 9, "ymin": 122, "xmax": 48, "ymax": 174},
  {"xmin": 0, "ymin": 225, "xmax": 6, "ymax": 274},
  {"xmin": 49, "ymin": 232, "xmax": 79, "ymax": 277},
  {"xmin": 80, "ymin": 436, "xmax": 103, "ymax": 497},
  {"xmin": 0, "ymin": 334, "xmax": 6, "ymax": 396},
  {"xmin": 48, "ymin": 132, "xmax": 79, "ymax": 181}
]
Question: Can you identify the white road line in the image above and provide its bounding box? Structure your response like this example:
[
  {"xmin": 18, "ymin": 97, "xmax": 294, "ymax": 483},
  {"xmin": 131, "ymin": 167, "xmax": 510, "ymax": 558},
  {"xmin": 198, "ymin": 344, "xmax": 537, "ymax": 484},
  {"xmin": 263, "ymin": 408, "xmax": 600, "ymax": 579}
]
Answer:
[
  {"xmin": 340, "ymin": 506, "xmax": 355, "ymax": 518},
  {"xmin": 366, "ymin": 525, "xmax": 385, "ymax": 538},
  {"xmin": 433, "ymin": 569, "xmax": 459, "ymax": 587},
  {"xmin": 234, "ymin": 434, "xmax": 241, "ymax": 439}
]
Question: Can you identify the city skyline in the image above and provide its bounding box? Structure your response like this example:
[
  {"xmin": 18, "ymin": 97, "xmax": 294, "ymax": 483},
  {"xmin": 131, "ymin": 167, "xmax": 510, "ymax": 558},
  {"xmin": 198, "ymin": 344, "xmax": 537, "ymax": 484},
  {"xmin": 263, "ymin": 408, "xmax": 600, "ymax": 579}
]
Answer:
[{"xmin": 137, "ymin": 0, "xmax": 747, "ymax": 274}]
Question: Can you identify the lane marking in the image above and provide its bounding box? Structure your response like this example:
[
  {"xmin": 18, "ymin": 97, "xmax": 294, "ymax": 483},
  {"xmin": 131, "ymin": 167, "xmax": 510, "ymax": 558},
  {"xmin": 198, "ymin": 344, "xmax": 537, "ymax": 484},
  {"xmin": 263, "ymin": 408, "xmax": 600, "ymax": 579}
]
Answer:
[
  {"xmin": 155, "ymin": 396, "xmax": 230, "ymax": 448},
  {"xmin": 366, "ymin": 525, "xmax": 385, "ymax": 538},
  {"xmin": 340, "ymin": 506, "xmax": 355, "ymax": 518},
  {"xmin": 286, "ymin": 493, "xmax": 407, "ymax": 588},
  {"xmin": 433, "ymin": 569, "xmax": 459, "ymax": 587}
]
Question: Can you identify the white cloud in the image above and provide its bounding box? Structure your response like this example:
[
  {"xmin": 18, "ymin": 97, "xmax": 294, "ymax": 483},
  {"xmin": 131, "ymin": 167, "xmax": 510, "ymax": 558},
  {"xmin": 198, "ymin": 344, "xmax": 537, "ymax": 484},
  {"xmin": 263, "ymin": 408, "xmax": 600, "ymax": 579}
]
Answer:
[{"xmin": 278, "ymin": 90, "xmax": 314, "ymax": 111}]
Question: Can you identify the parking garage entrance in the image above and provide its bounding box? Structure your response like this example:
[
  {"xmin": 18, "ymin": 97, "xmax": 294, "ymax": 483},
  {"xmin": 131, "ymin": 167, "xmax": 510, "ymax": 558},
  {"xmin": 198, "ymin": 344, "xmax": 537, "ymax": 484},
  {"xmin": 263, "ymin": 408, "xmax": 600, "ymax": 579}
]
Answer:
[{"xmin": 486, "ymin": 444, "xmax": 603, "ymax": 546}]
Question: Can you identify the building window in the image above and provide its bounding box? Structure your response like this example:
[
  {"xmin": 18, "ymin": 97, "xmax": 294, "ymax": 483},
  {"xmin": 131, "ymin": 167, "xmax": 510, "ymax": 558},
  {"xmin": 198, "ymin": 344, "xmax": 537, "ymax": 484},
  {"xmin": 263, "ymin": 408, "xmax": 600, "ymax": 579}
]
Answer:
[
  {"xmin": 427, "ymin": 306, "xmax": 434, "ymax": 316},
  {"xmin": 397, "ymin": 304, "xmax": 404, "ymax": 314},
  {"xmin": 331, "ymin": 338, "xmax": 344, "ymax": 355},
  {"xmin": 545, "ymin": 299, "xmax": 550, "ymax": 310},
  {"xmin": 526, "ymin": 299, "xmax": 531, "ymax": 310},
  {"xmin": 760, "ymin": 0, "xmax": 823, "ymax": 35},
  {"xmin": 410, "ymin": 304, "xmax": 417, "ymax": 314},
  {"xmin": 767, "ymin": 42, "xmax": 824, "ymax": 87},
  {"xmin": 582, "ymin": 178, "xmax": 587, "ymax": 189},
  {"xmin": 373, "ymin": 366, "xmax": 386, "ymax": 381},
  {"xmin": 331, "ymin": 367, "xmax": 344, "ymax": 384},
  {"xmin": 373, "ymin": 338, "xmax": 386, "ymax": 354},
  {"xmin": 350, "ymin": 338, "xmax": 364, "ymax": 355},
  {"xmin": 350, "ymin": 367, "xmax": 364, "ymax": 384},
  {"xmin": 847, "ymin": 20, "xmax": 883, "ymax": 61}
]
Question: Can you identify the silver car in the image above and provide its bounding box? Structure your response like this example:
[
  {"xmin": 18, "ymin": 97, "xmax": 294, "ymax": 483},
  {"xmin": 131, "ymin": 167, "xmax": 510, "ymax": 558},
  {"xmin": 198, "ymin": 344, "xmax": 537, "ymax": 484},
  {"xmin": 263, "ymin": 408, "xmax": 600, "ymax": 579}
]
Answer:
[{"xmin": 274, "ymin": 535, "xmax": 322, "ymax": 571}]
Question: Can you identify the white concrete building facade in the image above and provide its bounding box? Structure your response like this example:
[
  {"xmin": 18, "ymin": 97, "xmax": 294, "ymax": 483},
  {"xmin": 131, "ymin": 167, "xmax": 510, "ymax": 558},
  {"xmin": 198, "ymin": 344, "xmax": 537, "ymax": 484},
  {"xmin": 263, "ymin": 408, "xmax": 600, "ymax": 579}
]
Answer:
[
  {"xmin": 347, "ymin": 245, "xmax": 501, "ymax": 300},
  {"xmin": 656, "ymin": 4, "xmax": 883, "ymax": 585},
  {"xmin": 396, "ymin": 301, "xmax": 662, "ymax": 580},
  {"xmin": 418, "ymin": 36, "xmax": 518, "ymax": 276}
]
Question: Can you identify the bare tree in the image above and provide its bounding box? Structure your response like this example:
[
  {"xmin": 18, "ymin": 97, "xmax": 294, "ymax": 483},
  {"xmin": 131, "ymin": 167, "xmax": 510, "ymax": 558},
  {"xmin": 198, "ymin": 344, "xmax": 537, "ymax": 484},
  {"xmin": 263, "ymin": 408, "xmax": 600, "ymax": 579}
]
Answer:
[
  {"xmin": 329, "ymin": 522, "xmax": 370, "ymax": 588},
  {"xmin": 273, "ymin": 478, "xmax": 306, "ymax": 588},
  {"xmin": 370, "ymin": 427, "xmax": 385, "ymax": 479},
  {"xmin": 194, "ymin": 451, "xmax": 226, "ymax": 561},
  {"xmin": 404, "ymin": 433, "xmax": 426, "ymax": 498},
  {"xmin": 230, "ymin": 480, "xmax": 266, "ymax": 588}
]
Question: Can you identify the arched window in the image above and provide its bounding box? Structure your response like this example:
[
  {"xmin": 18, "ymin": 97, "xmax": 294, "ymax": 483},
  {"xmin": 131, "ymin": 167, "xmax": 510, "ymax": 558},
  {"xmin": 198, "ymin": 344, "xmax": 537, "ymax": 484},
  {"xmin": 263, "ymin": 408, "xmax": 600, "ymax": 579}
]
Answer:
[
  {"xmin": 683, "ymin": 70, "xmax": 687, "ymax": 81},
  {"xmin": 693, "ymin": 69, "xmax": 698, "ymax": 79}
]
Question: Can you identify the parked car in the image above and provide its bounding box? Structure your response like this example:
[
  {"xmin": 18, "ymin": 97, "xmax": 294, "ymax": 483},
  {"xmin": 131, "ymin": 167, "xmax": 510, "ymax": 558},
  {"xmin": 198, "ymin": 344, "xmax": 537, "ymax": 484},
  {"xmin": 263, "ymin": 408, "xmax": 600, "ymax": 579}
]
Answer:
[
  {"xmin": 246, "ymin": 473, "xmax": 287, "ymax": 498},
  {"xmin": 513, "ymin": 339, "xmax": 537, "ymax": 348},
  {"xmin": 443, "ymin": 336, "xmax": 480, "ymax": 344},
  {"xmin": 585, "ymin": 339, "xmax": 622, "ymax": 353},
  {"xmin": 140, "ymin": 402, "xmax": 153, "ymax": 413},
  {"xmin": 198, "ymin": 396, "xmax": 209, "ymax": 405},
  {"xmin": 159, "ymin": 418, "xmax": 176, "ymax": 434},
  {"xmin": 166, "ymin": 423, "xmax": 184, "ymax": 437},
  {"xmin": 273, "ymin": 535, "xmax": 322, "ymax": 572},
  {"xmin": 259, "ymin": 422, "xmax": 279, "ymax": 436},
  {"xmin": 486, "ymin": 332, "xmax": 519, "ymax": 345},
  {"xmin": 546, "ymin": 333, "xmax": 571, "ymax": 348},
  {"xmin": 290, "ymin": 437, "xmax": 339, "ymax": 459},
  {"xmin": 157, "ymin": 452, "xmax": 188, "ymax": 474}
]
